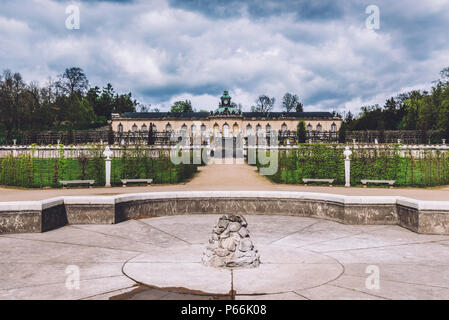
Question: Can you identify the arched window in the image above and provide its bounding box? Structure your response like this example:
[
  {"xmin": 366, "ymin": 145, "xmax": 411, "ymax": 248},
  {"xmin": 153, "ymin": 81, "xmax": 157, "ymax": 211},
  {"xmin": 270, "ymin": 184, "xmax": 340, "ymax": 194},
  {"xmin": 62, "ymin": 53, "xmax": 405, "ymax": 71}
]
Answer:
[
  {"xmin": 223, "ymin": 123, "xmax": 229, "ymax": 137},
  {"xmin": 181, "ymin": 124, "xmax": 187, "ymax": 132},
  {"xmin": 118, "ymin": 123, "xmax": 123, "ymax": 133},
  {"xmin": 256, "ymin": 124, "xmax": 261, "ymax": 134},
  {"xmin": 265, "ymin": 124, "xmax": 271, "ymax": 134},
  {"xmin": 201, "ymin": 124, "xmax": 206, "ymax": 132},
  {"xmin": 233, "ymin": 122, "xmax": 239, "ymax": 135},
  {"xmin": 246, "ymin": 124, "xmax": 252, "ymax": 135},
  {"xmin": 191, "ymin": 124, "xmax": 197, "ymax": 132},
  {"xmin": 166, "ymin": 123, "xmax": 172, "ymax": 131},
  {"xmin": 331, "ymin": 123, "xmax": 337, "ymax": 132},
  {"xmin": 213, "ymin": 123, "xmax": 219, "ymax": 135},
  {"xmin": 316, "ymin": 123, "xmax": 322, "ymax": 133},
  {"xmin": 141, "ymin": 124, "xmax": 147, "ymax": 132},
  {"xmin": 281, "ymin": 123, "xmax": 287, "ymax": 132},
  {"xmin": 307, "ymin": 124, "xmax": 312, "ymax": 133},
  {"xmin": 151, "ymin": 124, "xmax": 157, "ymax": 131},
  {"xmin": 132, "ymin": 124, "xmax": 138, "ymax": 132}
]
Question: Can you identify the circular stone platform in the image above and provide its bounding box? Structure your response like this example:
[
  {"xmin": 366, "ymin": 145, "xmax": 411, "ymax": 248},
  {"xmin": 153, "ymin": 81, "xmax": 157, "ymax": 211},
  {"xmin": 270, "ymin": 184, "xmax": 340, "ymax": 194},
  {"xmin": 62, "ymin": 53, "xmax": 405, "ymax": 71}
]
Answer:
[{"xmin": 123, "ymin": 244, "xmax": 343, "ymax": 295}]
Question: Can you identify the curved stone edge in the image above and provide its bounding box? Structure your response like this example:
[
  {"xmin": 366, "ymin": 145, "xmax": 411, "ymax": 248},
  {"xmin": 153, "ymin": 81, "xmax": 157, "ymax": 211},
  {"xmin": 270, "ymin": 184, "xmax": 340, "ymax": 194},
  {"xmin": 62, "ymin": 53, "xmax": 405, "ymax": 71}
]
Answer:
[{"xmin": 0, "ymin": 191, "xmax": 448, "ymax": 235}]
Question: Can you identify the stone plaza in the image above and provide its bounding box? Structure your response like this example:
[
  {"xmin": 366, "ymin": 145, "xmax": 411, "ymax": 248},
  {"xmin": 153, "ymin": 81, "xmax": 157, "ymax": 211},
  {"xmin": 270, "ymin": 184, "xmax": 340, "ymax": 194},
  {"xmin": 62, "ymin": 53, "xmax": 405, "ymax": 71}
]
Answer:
[
  {"xmin": 1, "ymin": 213, "xmax": 449, "ymax": 300},
  {"xmin": 1, "ymin": 163, "xmax": 449, "ymax": 300}
]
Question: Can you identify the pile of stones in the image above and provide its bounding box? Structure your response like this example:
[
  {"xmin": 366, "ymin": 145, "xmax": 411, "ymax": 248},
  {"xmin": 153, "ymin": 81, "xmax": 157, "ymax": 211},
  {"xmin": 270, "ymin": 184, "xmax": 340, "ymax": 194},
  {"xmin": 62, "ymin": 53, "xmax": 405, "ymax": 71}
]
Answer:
[{"xmin": 202, "ymin": 214, "xmax": 260, "ymax": 268}]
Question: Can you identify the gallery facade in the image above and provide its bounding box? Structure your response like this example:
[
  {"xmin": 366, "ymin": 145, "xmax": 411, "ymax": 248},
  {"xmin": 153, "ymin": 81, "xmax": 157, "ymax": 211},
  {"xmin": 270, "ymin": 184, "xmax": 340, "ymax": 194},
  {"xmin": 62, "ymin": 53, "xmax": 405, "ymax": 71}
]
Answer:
[{"xmin": 111, "ymin": 91, "xmax": 342, "ymax": 142}]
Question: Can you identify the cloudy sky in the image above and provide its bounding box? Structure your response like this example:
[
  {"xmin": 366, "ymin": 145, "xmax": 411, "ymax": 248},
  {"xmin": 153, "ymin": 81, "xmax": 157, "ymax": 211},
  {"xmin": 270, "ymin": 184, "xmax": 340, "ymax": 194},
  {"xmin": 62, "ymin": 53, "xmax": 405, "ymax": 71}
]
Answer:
[{"xmin": 1, "ymin": 0, "xmax": 448, "ymax": 114}]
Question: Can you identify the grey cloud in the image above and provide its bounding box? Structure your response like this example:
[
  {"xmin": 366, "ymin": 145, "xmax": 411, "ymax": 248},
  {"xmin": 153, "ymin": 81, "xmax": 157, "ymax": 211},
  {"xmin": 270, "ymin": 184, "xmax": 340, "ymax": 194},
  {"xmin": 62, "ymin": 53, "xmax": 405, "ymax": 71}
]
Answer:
[
  {"xmin": 0, "ymin": 0, "xmax": 448, "ymax": 114},
  {"xmin": 168, "ymin": 0, "xmax": 345, "ymax": 21}
]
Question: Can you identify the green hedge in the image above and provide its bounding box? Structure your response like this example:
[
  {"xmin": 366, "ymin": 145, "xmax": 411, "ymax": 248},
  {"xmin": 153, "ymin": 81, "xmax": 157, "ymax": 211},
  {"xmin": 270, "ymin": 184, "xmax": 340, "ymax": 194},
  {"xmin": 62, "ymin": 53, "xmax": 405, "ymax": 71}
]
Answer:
[
  {"xmin": 254, "ymin": 144, "xmax": 449, "ymax": 187},
  {"xmin": 0, "ymin": 146, "xmax": 200, "ymax": 188}
]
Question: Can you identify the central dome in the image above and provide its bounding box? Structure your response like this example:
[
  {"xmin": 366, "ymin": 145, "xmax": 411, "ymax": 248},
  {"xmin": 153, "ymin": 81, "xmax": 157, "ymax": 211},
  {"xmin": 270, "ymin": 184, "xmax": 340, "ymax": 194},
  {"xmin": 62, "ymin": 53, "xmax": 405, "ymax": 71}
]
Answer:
[{"xmin": 213, "ymin": 90, "xmax": 240, "ymax": 115}]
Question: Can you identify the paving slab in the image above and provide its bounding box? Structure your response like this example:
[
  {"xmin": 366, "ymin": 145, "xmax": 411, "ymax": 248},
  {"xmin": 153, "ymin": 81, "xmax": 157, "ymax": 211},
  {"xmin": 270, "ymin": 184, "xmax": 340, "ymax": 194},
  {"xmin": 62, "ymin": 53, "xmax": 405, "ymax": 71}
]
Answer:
[
  {"xmin": 0, "ymin": 275, "xmax": 135, "ymax": 300},
  {"xmin": 123, "ymin": 262, "xmax": 232, "ymax": 295},
  {"xmin": 295, "ymin": 284, "xmax": 385, "ymax": 300},
  {"xmin": 233, "ymin": 262, "xmax": 343, "ymax": 295},
  {"xmin": 0, "ymin": 236, "xmax": 138, "ymax": 264},
  {"xmin": 300, "ymin": 225, "xmax": 449, "ymax": 252},
  {"xmin": 4, "ymin": 225, "xmax": 156, "ymax": 252},
  {"xmin": 75, "ymin": 220, "xmax": 185, "ymax": 248},
  {"xmin": 330, "ymin": 274, "xmax": 449, "ymax": 300},
  {"xmin": 0, "ymin": 262, "xmax": 124, "ymax": 290}
]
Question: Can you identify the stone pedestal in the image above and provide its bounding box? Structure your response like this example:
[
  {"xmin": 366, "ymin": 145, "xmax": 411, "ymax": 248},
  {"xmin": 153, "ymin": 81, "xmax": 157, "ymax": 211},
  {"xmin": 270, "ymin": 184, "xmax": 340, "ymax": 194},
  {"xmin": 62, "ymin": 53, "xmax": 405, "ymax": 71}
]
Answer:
[
  {"xmin": 103, "ymin": 146, "xmax": 113, "ymax": 187},
  {"xmin": 105, "ymin": 159, "xmax": 111, "ymax": 187},
  {"xmin": 202, "ymin": 214, "xmax": 260, "ymax": 268},
  {"xmin": 343, "ymin": 146, "xmax": 352, "ymax": 187}
]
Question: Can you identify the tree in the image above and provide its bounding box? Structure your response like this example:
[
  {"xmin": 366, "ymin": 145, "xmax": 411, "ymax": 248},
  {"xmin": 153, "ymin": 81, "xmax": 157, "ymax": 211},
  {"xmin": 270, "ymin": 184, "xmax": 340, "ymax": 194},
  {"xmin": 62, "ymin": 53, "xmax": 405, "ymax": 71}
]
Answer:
[
  {"xmin": 56, "ymin": 67, "xmax": 89, "ymax": 96},
  {"xmin": 251, "ymin": 95, "xmax": 275, "ymax": 113},
  {"xmin": 297, "ymin": 121, "xmax": 307, "ymax": 143},
  {"xmin": 170, "ymin": 100, "xmax": 193, "ymax": 113},
  {"xmin": 96, "ymin": 84, "xmax": 115, "ymax": 119},
  {"xmin": 0, "ymin": 67, "xmax": 144, "ymax": 142},
  {"xmin": 113, "ymin": 92, "xmax": 137, "ymax": 114},
  {"xmin": 440, "ymin": 67, "xmax": 449, "ymax": 84},
  {"xmin": 282, "ymin": 93, "xmax": 303, "ymax": 112},
  {"xmin": 437, "ymin": 86, "xmax": 449, "ymax": 139},
  {"xmin": 147, "ymin": 122, "xmax": 155, "ymax": 145},
  {"xmin": 0, "ymin": 70, "xmax": 27, "ymax": 140},
  {"xmin": 295, "ymin": 101, "xmax": 304, "ymax": 112},
  {"xmin": 137, "ymin": 103, "xmax": 150, "ymax": 112},
  {"xmin": 60, "ymin": 93, "xmax": 96, "ymax": 129}
]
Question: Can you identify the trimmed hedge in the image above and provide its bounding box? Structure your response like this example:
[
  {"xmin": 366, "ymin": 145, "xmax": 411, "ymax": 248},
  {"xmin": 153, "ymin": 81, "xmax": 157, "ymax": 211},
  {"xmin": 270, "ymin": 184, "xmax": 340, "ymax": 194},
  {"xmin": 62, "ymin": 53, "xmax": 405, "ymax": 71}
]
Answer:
[
  {"xmin": 254, "ymin": 144, "xmax": 449, "ymax": 187},
  {"xmin": 0, "ymin": 145, "xmax": 200, "ymax": 188}
]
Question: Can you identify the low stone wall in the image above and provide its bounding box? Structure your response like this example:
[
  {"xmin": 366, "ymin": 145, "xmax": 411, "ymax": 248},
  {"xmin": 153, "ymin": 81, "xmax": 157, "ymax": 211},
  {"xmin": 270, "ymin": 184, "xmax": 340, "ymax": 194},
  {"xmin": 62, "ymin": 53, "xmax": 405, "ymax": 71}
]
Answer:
[
  {"xmin": 0, "ymin": 198, "xmax": 65, "ymax": 233},
  {"xmin": 0, "ymin": 191, "xmax": 448, "ymax": 235}
]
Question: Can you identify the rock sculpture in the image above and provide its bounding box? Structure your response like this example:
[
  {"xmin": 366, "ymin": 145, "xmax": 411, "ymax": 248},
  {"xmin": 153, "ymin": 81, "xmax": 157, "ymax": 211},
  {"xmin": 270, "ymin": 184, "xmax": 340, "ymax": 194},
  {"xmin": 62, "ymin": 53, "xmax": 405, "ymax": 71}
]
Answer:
[{"xmin": 202, "ymin": 214, "xmax": 260, "ymax": 268}]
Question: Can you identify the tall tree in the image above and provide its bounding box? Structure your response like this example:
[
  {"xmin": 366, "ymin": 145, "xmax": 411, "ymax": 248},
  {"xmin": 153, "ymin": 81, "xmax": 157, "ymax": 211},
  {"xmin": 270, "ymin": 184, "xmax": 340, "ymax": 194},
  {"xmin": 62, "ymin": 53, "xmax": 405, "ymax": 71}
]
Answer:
[
  {"xmin": 297, "ymin": 121, "xmax": 307, "ymax": 143},
  {"xmin": 0, "ymin": 70, "xmax": 26, "ymax": 140},
  {"xmin": 56, "ymin": 67, "xmax": 89, "ymax": 96},
  {"xmin": 251, "ymin": 95, "xmax": 275, "ymax": 113},
  {"xmin": 282, "ymin": 93, "xmax": 303, "ymax": 112},
  {"xmin": 97, "ymin": 84, "xmax": 115, "ymax": 118}
]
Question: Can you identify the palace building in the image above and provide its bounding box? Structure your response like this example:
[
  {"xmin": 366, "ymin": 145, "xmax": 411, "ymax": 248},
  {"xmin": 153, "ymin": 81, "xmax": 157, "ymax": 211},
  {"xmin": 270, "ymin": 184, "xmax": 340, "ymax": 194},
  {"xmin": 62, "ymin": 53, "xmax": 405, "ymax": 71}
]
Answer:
[{"xmin": 111, "ymin": 91, "xmax": 342, "ymax": 143}]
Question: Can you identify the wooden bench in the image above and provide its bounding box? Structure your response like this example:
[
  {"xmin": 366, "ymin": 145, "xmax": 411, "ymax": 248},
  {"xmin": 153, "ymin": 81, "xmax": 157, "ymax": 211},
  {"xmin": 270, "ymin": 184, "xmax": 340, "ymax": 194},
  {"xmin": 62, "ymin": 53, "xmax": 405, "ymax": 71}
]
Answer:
[
  {"xmin": 121, "ymin": 179, "xmax": 153, "ymax": 187},
  {"xmin": 59, "ymin": 180, "xmax": 94, "ymax": 188},
  {"xmin": 361, "ymin": 179, "xmax": 395, "ymax": 188},
  {"xmin": 303, "ymin": 178, "xmax": 334, "ymax": 186}
]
